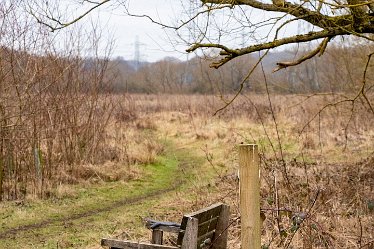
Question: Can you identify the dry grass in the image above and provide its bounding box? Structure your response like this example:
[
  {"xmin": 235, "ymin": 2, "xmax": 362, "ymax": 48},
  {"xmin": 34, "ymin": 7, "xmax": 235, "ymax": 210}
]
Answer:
[
  {"xmin": 3, "ymin": 92, "xmax": 373, "ymax": 248},
  {"xmin": 110, "ymin": 93, "xmax": 373, "ymax": 249}
]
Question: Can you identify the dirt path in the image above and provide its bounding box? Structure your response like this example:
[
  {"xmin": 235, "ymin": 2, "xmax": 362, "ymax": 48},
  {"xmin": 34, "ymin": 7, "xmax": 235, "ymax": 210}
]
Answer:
[{"xmin": 0, "ymin": 141, "xmax": 198, "ymax": 249}]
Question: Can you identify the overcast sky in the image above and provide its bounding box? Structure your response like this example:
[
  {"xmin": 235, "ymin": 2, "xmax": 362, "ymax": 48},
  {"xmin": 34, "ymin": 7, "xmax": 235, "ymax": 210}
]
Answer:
[
  {"xmin": 87, "ymin": 1, "xmax": 190, "ymax": 62},
  {"xmin": 65, "ymin": 0, "xmax": 304, "ymax": 62}
]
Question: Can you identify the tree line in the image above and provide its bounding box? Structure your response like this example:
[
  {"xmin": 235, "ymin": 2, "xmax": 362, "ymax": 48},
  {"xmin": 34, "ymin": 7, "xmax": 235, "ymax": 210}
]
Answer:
[{"xmin": 109, "ymin": 42, "xmax": 374, "ymax": 94}]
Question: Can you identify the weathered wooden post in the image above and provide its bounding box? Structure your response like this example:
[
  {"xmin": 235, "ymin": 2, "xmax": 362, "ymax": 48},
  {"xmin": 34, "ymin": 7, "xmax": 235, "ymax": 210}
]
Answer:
[{"xmin": 239, "ymin": 144, "xmax": 261, "ymax": 249}]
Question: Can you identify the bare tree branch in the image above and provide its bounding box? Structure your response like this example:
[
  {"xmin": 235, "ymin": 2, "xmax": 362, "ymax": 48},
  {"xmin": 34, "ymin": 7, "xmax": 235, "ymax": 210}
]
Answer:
[
  {"xmin": 201, "ymin": 0, "xmax": 355, "ymax": 29},
  {"xmin": 188, "ymin": 29, "xmax": 347, "ymax": 68},
  {"xmin": 193, "ymin": 0, "xmax": 373, "ymax": 67},
  {"xmin": 28, "ymin": 0, "xmax": 111, "ymax": 31},
  {"xmin": 273, "ymin": 37, "xmax": 332, "ymax": 72}
]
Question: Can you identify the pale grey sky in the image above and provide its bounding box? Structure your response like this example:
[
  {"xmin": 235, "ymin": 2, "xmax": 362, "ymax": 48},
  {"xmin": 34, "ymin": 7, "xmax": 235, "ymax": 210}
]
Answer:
[
  {"xmin": 66, "ymin": 0, "xmax": 304, "ymax": 62},
  {"xmin": 90, "ymin": 1, "xmax": 190, "ymax": 62}
]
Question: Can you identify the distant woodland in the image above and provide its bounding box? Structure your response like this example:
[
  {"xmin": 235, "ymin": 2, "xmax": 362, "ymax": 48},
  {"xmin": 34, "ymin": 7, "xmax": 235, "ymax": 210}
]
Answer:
[{"xmin": 108, "ymin": 43, "xmax": 374, "ymax": 94}]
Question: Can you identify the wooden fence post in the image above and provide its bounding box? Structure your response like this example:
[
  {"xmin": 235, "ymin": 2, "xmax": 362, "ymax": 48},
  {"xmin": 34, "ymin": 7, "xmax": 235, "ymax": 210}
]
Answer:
[{"xmin": 239, "ymin": 144, "xmax": 261, "ymax": 249}]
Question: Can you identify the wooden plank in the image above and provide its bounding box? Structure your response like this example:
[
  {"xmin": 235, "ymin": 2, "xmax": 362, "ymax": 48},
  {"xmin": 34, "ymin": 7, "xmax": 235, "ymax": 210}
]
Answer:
[
  {"xmin": 101, "ymin": 239, "xmax": 178, "ymax": 249},
  {"xmin": 103, "ymin": 203, "xmax": 229, "ymax": 249},
  {"xmin": 179, "ymin": 203, "xmax": 222, "ymax": 233},
  {"xmin": 151, "ymin": 230, "xmax": 163, "ymax": 244},
  {"xmin": 178, "ymin": 203, "xmax": 224, "ymax": 246},
  {"xmin": 185, "ymin": 203, "xmax": 222, "ymax": 223},
  {"xmin": 181, "ymin": 217, "xmax": 198, "ymax": 249},
  {"xmin": 149, "ymin": 225, "xmax": 181, "ymax": 233},
  {"xmin": 178, "ymin": 218, "xmax": 219, "ymax": 240},
  {"xmin": 178, "ymin": 216, "xmax": 218, "ymax": 237},
  {"xmin": 211, "ymin": 204, "xmax": 230, "ymax": 249},
  {"xmin": 239, "ymin": 144, "xmax": 261, "ymax": 249},
  {"xmin": 197, "ymin": 217, "xmax": 218, "ymax": 237},
  {"xmin": 197, "ymin": 230, "xmax": 215, "ymax": 248}
]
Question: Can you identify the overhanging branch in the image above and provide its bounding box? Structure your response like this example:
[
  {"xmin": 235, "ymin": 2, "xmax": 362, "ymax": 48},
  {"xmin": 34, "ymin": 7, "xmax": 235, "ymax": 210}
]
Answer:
[
  {"xmin": 273, "ymin": 36, "xmax": 332, "ymax": 72},
  {"xmin": 28, "ymin": 0, "xmax": 111, "ymax": 31},
  {"xmin": 201, "ymin": 0, "xmax": 353, "ymax": 28},
  {"xmin": 187, "ymin": 29, "xmax": 348, "ymax": 68}
]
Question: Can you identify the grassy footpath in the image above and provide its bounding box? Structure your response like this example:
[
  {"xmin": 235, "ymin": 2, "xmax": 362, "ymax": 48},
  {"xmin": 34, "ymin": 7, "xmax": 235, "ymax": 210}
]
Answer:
[{"xmin": 0, "ymin": 139, "xmax": 205, "ymax": 249}]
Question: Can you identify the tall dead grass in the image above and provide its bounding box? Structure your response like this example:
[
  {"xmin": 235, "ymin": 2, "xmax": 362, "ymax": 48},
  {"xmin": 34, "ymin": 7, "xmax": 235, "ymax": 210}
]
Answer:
[
  {"xmin": 113, "ymin": 93, "xmax": 373, "ymax": 160},
  {"xmin": 113, "ymin": 93, "xmax": 373, "ymax": 248}
]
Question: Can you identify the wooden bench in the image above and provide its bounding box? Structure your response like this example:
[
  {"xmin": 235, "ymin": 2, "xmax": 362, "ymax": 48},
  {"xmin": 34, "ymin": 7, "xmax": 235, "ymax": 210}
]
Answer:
[{"xmin": 101, "ymin": 203, "xmax": 230, "ymax": 249}]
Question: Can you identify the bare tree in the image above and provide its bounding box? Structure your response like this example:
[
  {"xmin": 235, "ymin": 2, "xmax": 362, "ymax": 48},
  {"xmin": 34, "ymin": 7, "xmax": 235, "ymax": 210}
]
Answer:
[{"xmin": 0, "ymin": 0, "xmax": 115, "ymax": 200}]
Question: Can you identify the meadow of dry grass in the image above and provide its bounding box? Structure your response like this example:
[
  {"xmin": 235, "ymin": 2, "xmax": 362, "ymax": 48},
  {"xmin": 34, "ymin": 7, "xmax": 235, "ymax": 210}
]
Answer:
[
  {"xmin": 103, "ymin": 93, "xmax": 373, "ymax": 249},
  {"xmin": 1, "ymin": 93, "xmax": 373, "ymax": 248}
]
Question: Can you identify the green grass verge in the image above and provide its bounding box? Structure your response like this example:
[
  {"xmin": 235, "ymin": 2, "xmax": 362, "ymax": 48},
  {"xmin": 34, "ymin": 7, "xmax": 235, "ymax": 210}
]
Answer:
[{"xmin": 0, "ymin": 138, "xmax": 204, "ymax": 249}]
